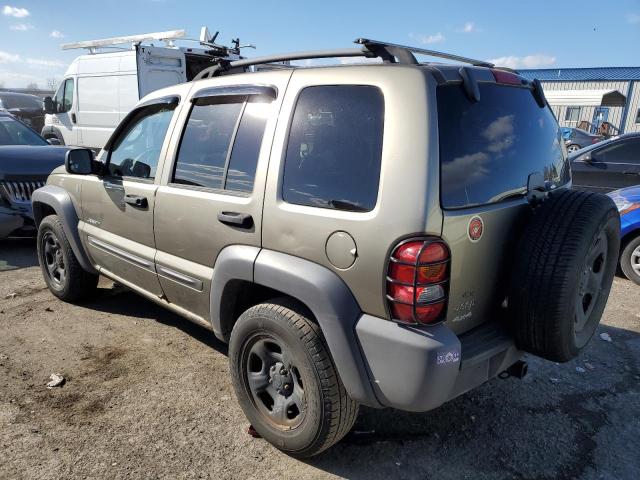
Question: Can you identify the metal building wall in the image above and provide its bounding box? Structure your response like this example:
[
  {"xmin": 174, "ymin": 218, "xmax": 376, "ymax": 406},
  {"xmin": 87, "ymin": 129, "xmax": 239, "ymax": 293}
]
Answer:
[
  {"xmin": 623, "ymin": 81, "xmax": 640, "ymax": 133},
  {"xmin": 540, "ymin": 80, "xmax": 630, "ymax": 133}
]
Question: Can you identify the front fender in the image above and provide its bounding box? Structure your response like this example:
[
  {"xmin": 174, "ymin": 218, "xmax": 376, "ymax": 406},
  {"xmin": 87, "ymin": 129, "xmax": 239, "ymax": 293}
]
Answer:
[{"xmin": 31, "ymin": 185, "xmax": 97, "ymax": 274}]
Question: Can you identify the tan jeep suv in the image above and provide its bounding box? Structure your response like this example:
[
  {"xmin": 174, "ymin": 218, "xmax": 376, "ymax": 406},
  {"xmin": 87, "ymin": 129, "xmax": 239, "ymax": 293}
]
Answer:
[{"xmin": 32, "ymin": 39, "xmax": 620, "ymax": 457}]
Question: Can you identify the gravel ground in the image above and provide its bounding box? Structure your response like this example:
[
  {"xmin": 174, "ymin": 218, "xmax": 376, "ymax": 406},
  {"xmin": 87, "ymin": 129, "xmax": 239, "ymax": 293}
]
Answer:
[{"xmin": 1, "ymin": 237, "xmax": 639, "ymax": 480}]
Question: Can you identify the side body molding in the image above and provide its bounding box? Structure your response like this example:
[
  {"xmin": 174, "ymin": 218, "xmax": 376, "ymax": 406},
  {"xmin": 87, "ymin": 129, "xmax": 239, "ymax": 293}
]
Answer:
[
  {"xmin": 253, "ymin": 250, "xmax": 381, "ymax": 408},
  {"xmin": 31, "ymin": 185, "xmax": 97, "ymax": 274}
]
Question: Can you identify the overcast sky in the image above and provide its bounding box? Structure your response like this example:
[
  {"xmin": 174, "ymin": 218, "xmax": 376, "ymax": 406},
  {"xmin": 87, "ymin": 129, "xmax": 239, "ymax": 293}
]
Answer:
[{"xmin": 0, "ymin": 0, "xmax": 638, "ymax": 89}]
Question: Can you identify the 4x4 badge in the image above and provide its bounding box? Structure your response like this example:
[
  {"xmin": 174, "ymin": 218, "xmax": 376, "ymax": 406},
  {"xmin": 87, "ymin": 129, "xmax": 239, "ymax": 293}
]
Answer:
[{"xmin": 468, "ymin": 216, "xmax": 484, "ymax": 242}]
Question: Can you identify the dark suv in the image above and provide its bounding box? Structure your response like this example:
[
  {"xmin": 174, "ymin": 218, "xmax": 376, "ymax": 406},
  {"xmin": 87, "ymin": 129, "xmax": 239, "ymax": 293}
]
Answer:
[{"xmin": 32, "ymin": 39, "xmax": 620, "ymax": 457}]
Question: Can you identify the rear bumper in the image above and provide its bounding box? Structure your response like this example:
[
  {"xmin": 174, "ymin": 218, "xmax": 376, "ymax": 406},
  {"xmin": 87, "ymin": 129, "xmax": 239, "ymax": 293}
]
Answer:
[{"xmin": 355, "ymin": 315, "xmax": 522, "ymax": 412}]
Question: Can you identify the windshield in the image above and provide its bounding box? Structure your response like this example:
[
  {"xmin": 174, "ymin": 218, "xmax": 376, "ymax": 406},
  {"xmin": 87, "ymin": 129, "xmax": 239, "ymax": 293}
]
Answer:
[
  {"xmin": 0, "ymin": 95, "xmax": 43, "ymax": 110},
  {"xmin": 0, "ymin": 116, "xmax": 48, "ymax": 146},
  {"xmin": 438, "ymin": 83, "xmax": 569, "ymax": 209}
]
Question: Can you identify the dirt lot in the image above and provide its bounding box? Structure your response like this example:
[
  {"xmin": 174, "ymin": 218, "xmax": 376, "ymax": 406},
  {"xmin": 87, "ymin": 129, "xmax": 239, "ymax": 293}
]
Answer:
[{"xmin": 1, "ymin": 238, "xmax": 639, "ymax": 480}]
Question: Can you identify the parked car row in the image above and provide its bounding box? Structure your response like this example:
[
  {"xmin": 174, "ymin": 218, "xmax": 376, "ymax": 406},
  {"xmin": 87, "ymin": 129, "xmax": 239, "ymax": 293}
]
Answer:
[{"xmin": 0, "ymin": 91, "xmax": 46, "ymax": 134}]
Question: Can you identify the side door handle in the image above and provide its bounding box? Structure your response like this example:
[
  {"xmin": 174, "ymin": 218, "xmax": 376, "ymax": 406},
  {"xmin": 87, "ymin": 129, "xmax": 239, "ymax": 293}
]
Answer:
[
  {"xmin": 124, "ymin": 194, "xmax": 148, "ymax": 208},
  {"xmin": 217, "ymin": 211, "xmax": 253, "ymax": 228},
  {"xmin": 622, "ymin": 171, "xmax": 639, "ymax": 175}
]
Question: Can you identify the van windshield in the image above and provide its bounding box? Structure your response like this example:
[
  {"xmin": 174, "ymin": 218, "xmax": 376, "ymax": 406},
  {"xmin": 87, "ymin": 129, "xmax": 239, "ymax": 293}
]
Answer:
[{"xmin": 437, "ymin": 83, "xmax": 569, "ymax": 209}]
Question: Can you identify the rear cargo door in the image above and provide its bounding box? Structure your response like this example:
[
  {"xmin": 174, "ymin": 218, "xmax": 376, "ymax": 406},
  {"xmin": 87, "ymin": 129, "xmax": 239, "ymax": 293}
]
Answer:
[
  {"xmin": 136, "ymin": 46, "xmax": 186, "ymax": 98},
  {"xmin": 438, "ymin": 81, "xmax": 570, "ymax": 334}
]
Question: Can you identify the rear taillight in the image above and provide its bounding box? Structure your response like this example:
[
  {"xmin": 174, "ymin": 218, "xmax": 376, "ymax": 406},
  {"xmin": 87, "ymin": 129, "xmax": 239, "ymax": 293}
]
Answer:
[
  {"xmin": 386, "ymin": 238, "xmax": 450, "ymax": 325},
  {"xmin": 491, "ymin": 69, "xmax": 523, "ymax": 86}
]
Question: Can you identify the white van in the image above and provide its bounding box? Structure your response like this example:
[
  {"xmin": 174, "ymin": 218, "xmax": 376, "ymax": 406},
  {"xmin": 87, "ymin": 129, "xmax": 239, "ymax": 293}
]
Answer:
[{"xmin": 42, "ymin": 29, "xmax": 241, "ymax": 150}]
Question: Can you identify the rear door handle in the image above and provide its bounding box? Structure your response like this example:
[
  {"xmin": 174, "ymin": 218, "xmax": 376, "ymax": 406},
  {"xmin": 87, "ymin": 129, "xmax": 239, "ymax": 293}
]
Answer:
[
  {"xmin": 217, "ymin": 211, "xmax": 253, "ymax": 228},
  {"xmin": 622, "ymin": 171, "xmax": 639, "ymax": 175},
  {"xmin": 124, "ymin": 194, "xmax": 148, "ymax": 208},
  {"xmin": 71, "ymin": 113, "xmax": 77, "ymax": 124}
]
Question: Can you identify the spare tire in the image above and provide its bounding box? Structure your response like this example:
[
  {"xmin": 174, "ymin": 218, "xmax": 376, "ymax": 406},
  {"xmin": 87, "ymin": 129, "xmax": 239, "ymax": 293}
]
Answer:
[{"xmin": 509, "ymin": 189, "xmax": 620, "ymax": 362}]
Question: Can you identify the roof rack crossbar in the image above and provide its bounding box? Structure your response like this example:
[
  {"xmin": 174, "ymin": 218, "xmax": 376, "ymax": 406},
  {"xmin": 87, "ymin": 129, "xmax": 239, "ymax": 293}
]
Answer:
[
  {"xmin": 356, "ymin": 38, "xmax": 494, "ymax": 68},
  {"xmin": 193, "ymin": 37, "xmax": 493, "ymax": 80},
  {"xmin": 194, "ymin": 48, "xmax": 373, "ymax": 80}
]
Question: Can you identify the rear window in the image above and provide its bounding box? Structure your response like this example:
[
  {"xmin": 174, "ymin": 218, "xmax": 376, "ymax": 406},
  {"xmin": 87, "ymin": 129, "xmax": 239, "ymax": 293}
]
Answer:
[{"xmin": 438, "ymin": 83, "xmax": 569, "ymax": 209}]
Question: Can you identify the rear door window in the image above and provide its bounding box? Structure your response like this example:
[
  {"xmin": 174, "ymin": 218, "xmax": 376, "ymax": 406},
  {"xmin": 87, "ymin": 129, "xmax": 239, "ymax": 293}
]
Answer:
[
  {"xmin": 172, "ymin": 96, "xmax": 271, "ymax": 193},
  {"xmin": 438, "ymin": 83, "xmax": 569, "ymax": 209},
  {"xmin": 282, "ymin": 85, "xmax": 384, "ymax": 212}
]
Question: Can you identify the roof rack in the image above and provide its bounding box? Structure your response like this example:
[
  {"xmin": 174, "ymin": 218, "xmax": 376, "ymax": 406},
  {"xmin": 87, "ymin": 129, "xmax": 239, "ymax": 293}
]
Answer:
[
  {"xmin": 194, "ymin": 37, "xmax": 493, "ymax": 80},
  {"xmin": 61, "ymin": 29, "xmax": 186, "ymax": 52}
]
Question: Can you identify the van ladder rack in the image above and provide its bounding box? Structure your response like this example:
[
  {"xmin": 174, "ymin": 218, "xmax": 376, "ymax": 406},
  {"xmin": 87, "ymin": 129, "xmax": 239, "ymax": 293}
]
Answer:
[
  {"xmin": 193, "ymin": 37, "xmax": 493, "ymax": 80},
  {"xmin": 61, "ymin": 29, "xmax": 186, "ymax": 52}
]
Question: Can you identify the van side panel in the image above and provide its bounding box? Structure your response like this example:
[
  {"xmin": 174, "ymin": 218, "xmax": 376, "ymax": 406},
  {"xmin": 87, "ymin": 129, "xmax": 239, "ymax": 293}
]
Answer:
[{"xmin": 77, "ymin": 75, "xmax": 119, "ymax": 149}]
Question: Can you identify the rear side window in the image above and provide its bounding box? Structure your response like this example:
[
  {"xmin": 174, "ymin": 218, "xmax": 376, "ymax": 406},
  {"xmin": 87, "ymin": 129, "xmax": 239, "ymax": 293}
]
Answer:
[
  {"xmin": 438, "ymin": 83, "xmax": 569, "ymax": 209},
  {"xmin": 282, "ymin": 85, "xmax": 384, "ymax": 212},
  {"xmin": 173, "ymin": 97, "xmax": 270, "ymax": 193}
]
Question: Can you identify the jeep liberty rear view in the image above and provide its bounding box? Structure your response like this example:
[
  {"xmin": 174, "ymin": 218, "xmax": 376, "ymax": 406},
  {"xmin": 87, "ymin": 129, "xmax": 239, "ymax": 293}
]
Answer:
[{"xmin": 32, "ymin": 38, "xmax": 620, "ymax": 457}]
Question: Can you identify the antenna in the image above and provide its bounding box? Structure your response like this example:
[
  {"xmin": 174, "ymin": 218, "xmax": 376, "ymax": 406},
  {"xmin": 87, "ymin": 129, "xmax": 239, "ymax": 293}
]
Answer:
[{"xmin": 61, "ymin": 29, "xmax": 186, "ymax": 51}]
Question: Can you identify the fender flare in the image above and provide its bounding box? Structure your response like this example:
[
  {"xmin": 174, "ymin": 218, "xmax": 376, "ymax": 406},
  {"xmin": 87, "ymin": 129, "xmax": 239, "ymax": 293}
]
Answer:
[
  {"xmin": 253, "ymin": 250, "xmax": 380, "ymax": 406},
  {"xmin": 209, "ymin": 247, "xmax": 381, "ymax": 407},
  {"xmin": 31, "ymin": 185, "xmax": 97, "ymax": 274}
]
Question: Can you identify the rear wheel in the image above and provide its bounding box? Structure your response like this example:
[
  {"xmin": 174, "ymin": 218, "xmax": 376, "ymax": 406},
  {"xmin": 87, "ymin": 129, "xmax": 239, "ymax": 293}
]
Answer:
[
  {"xmin": 37, "ymin": 215, "xmax": 98, "ymax": 302},
  {"xmin": 567, "ymin": 144, "xmax": 580, "ymax": 153},
  {"xmin": 229, "ymin": 300, "xmax": 358, "ymax": 457},
  {"xmin": 620, "ymin": 236, "xmax": 640, "ymax": 285},
  {"xmin": 509, "ymin": 190, "xmax": 620, "ymax": 362}
]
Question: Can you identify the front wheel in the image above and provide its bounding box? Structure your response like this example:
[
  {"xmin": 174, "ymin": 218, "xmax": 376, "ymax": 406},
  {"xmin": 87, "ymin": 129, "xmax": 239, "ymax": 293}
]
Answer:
[
  {"xmin": 229, "ymin": 301, "xmax": 358, "ymax": 458},
  {"xmin": 620, "ymin": 236, "xmax": 640, "ymax": 285},
  {"xmin": 37, "ymin": 214, "xmax": 98, "ymax": 302}
]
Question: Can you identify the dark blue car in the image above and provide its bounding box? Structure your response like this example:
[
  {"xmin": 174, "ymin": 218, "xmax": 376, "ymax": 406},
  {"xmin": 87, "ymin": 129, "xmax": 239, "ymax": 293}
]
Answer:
[{"xmin": 608, "ymin": 186, "xmax": 640, "ymax": 285}]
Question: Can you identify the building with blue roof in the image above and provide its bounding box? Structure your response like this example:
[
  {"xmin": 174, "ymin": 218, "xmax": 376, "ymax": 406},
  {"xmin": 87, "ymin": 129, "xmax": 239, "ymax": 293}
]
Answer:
[{"xmin": 518, "ymin": 67, "xmax": 640, "ymax": 135}]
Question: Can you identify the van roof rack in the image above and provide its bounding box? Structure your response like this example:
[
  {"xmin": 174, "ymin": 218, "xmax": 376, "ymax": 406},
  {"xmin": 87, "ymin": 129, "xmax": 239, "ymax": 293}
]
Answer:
[
  {"xmin": 61, "ymin": 29, "xmax": 187, "ymax": 52},
  {"xmin": 194, "ymin": 37, "xmax": 493, "ymax": 80}
]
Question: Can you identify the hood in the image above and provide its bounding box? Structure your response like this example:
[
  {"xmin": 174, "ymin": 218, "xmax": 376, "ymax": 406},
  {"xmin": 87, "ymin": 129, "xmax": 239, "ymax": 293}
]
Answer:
[
  {"xmin": 608, "ymin": 185, "xmax": 640, "ymax": 203},
  {"xmin": 0, "ymin": 145, "xmax": 70, "ymax": 180},
  {"xmin": 6, "ymin": 107, "xmax": 44, "ymax": 116}
]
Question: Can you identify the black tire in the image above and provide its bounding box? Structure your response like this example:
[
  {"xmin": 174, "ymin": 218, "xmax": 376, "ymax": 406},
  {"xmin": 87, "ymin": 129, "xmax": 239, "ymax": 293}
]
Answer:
[
  {"xmin": 620, "ymin": 235, "xmax": 640, "ymax": 285},
  {"xmin": 37, "ymin": 214, "xmax": 98, "ymax": 302},
  {"xmin": 509, "ymin": 190, "xmax": 620, "ymax": 362},
  {"xmin": 229, "ymin": 300, "xmax": 358, "ymax": 458},
  {"xmin": 567, "ymin": 144, "xmax": 581, "ymax": 153}
]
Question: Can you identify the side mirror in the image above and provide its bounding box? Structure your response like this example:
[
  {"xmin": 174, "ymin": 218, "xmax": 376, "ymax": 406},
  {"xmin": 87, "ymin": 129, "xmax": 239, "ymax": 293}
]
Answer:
[
  {"xmin": 65, "ymin": 148, "xmax": 95, "ymax": 175},
  {"xmin": 47, "ymin": 137, "xmax": 61, "ymax": 146},
  {"xmin": 43, "ymin": 96, "xmax": 55, "ymax": 114}
]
